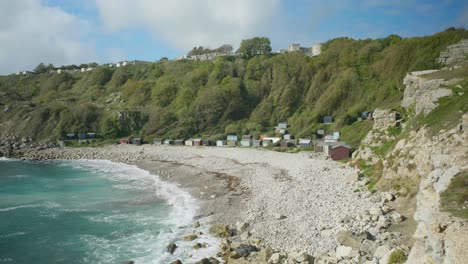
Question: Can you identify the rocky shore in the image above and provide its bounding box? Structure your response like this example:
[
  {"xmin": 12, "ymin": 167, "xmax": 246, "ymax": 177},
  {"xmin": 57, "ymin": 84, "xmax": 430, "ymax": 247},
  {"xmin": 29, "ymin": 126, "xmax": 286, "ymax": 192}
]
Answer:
[{"xmin": 1, "ymin": 141, "xmax": 411, "ymax": 263}]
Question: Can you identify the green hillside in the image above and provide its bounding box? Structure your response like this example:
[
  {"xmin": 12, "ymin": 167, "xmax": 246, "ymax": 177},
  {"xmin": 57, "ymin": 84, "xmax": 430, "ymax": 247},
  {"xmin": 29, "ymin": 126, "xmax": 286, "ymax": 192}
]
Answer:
[{"xmin": 1, "ymin": 28, "xmax": 467, "ymax": 145}]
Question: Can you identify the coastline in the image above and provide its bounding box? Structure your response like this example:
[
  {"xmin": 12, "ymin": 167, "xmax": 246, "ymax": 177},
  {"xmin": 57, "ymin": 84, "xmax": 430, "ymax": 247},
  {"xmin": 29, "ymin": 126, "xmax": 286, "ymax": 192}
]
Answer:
[{"xmin": 2, "ymin": 144, "xmax": 398, "ymax": 263}]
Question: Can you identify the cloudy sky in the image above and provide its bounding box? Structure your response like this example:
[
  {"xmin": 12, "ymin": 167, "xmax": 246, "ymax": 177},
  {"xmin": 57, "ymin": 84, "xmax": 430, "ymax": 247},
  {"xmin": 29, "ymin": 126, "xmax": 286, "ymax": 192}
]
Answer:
[{"xmin": 0, "ymin": 0, "xmax": 467, "ymax": 74}]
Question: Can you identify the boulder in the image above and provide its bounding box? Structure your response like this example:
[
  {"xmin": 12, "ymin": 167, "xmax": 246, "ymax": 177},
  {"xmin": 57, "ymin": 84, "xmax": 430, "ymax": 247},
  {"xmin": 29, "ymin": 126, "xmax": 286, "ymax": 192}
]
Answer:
[
  {"xmin": 167, "ymin": 242, "xmax": 178, "ymax": 254},
  {"xmin": 193, "ymin": 221, "xmax": 200, "ymax": 228},
  {"xmin": 171, "ymin": 260, "xmax": 183, "ymax": 264},
  {"xmin": 377, "ymin": 216, "xmax": 390, "ymax": 229},
  {"xmin": 336, "ymin": 230, "xmax": 368, "ymax": 249},
  {"xmin": 274, "ymin": 213, "xmax": 286, "ymax": 220},
  {"xmin": 360, "ymin": 239, "xmax": 377, "ymax": 256},
  {"xmin": 209, "ymin": 224, "xmax": 233, "ymax": 237},
  {"xmin": 291, "ymin": 251, "xmax": 312, "ymax": 262},
  {"xmin": 336, "ymin": 246, "xmax": 353, "ymax": 259},
  {"xmin": 240, "ymin": 231, "xmax": 250, "ymax": 241},
  {"xmin": 268, "ymin": 252, "xmax": 286, "ymax": 264},
  {"xmin": 183, "ymin": 234, "xmax": 198, "ymax": 241},
  {"xmin": 373, "ymin": 245, "xmax": 390, "ymax": 259},
  {"xmin": 236, "ymin": 222, "xmax": 249, "ymax": 232},
  {"xmin": 369, "ymin": 207, "xmax": 382, "ymax": 216},
  {"xmin": 391, "ymin": 212, "xmax": 403, "ymax": 223},
  {"xmin": 314, "ymin": 253, "xmax": 337, "ymax": 264},
  {"xmin": 235, "ymin": 244, "xmax": 258, "ymax": 257}
]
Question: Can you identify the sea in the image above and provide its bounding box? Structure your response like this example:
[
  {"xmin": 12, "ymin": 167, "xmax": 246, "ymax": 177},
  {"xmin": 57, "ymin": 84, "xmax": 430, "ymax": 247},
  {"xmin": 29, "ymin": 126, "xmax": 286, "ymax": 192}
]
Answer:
[{"xmin": 0, "ymin": 157, "xmax": 219, "ymax": 264}]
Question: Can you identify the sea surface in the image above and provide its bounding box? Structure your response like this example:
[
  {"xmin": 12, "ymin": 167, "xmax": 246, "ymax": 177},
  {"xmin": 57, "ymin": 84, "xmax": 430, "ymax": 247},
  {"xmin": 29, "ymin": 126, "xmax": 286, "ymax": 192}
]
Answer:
[{"xmin": 0, "ymin": 158, "xmax": 217, "ymax": 264}]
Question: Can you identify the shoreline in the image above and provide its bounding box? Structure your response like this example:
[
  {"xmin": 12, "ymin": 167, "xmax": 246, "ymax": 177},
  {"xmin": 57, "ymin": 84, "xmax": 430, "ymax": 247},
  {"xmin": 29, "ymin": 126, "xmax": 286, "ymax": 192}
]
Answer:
[{"xmin": 2, "ymin": 144, "xmax": 406, "ymax": 263}]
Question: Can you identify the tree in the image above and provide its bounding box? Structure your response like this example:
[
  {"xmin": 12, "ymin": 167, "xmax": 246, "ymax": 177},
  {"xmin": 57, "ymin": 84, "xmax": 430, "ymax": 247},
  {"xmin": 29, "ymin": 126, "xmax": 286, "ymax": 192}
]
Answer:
[
  {"xmin": 46, "ymin": 64, "xmax": 55, "ymax": 71},
  {"xmin": 238, "ymin": 37, "xmax": 271, "ymax": 58},
  {"xmin": 34, "ymin": 63, "xmax": 47, "ymax": 73},
  {"xmin": 215, "ymin": 44, "xmax": 233, "ymax": 54}
]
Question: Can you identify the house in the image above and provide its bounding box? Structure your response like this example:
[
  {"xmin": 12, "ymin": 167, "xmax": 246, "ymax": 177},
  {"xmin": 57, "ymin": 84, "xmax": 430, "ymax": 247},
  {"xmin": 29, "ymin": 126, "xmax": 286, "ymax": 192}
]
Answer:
[
  {"xmin": 323, "ymin": 116, "xmax": 333, "ymax": 124},
  {"xmin": 78, "ymin": 133, "xmax": 87, "ymax": 143},
  {"xmin": 193, "ymin": 139, "xmax": 202, "ymax": 146},
  {"xmin": 361, "ymin": 111, "xmax": 373, "ymax": 120},
  {"xmin": 65, "ymin": 133, "xmax": 76, "ymax": 140},
  {"xmin": 153, "ymin": 138, "xmax": 163, "ymax": 145},
  {"xmin": 216, "ymin": 140, "xmax": 227, "ymax": 147},
  {"xmin": 227, "ymin": 135, "xmax": 238, "ymax": 146},
  {"xmin": 317, "ymin": 129, "xmax": 325, "ymax": 136},
  {"xmin": 132, "ymin": 138, "xmax": 142, "ymax": 145},
  {"xmin": 240, "ymin": 135, "xmax": 253, "ymax": 147},
  {"xmin": 277, "ymin": 121, "xmax": 288, "ymax": 129},
  {"xmin": 174, "ymin": 139, "xmax": 185, "ymax": 146},
  {"xmin": 324, "ymin": 142, "xmax": 351, "ymax": 161},
  {"xmin": 57, "ymin": 69, "xmax": 62, "ymax": 74},
  {"xmin": 262, "ymin": 137, "xmax": 281, "ymax": 146},
  {"xmin": 253, "ymin": 140, "xmax": 262, "ymax": 147},
  {"xmin": 298, "ymin": 138, "xmax": 312, "ymax": 148},
  {"xmin": 202, "ymin": 139, "xmax": 212, "ymax": 146},
  {"xmin": 81, "ymin": 68, "xmax": 86, "ymax": 72},
  {"xmin": 118, "ymin": 138, "xmax": 130, "ymax": 144},
  {"xmin": 164, "ymin": 139, "xmax": 174, "ymax": 145},
  {"xmin": 283, "ymin": 134, "xmax": 293, "ymax": 140},
  {"xmin": 185, "ymin": 139, "xmax": 194, "ymax": 146},
  {"xmin": 87, "ymin": 133, "xmax": 96, "ymax": 139}
]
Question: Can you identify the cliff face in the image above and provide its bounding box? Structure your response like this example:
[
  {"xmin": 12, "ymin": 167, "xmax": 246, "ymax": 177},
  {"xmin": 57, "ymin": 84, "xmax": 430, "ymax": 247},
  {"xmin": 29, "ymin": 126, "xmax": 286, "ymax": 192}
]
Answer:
[{"xmin": 354, "ymin": 39, "xmax": 468, "ymax": 264}]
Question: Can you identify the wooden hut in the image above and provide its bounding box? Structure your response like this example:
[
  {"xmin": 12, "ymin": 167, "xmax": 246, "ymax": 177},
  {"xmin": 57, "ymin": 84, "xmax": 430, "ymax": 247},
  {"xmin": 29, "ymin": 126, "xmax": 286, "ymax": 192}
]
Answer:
[
  {"xmin": 132, "ymin": 138, "xmax": 142, "ymax": 145},
  {"xmin": 216, "ymin": 140, "xmax": 227, "ymax": 147},
  {"xmin": 118, "ymin": 138, "xmax": 130, "ymax": 144},
  {"xmin": 324, "ymin": 142, "xmax": 351, "ymax": 161},
  {"xmin": 193, "ymin": 139, "xmax": 202, "ymax": 146},
  {"xmin": 313, "ymin": 139, "xmax": 324, "ymax": 152},
  {"xmin": 66, "ymin": 133, "xmax": 76, "ymax": 140},
  {"xmin": 174, "ymin": 139, "xmax": 185, "ymax": 146},
  {"xmin": 86, "ymin": 132, "xmax": 96, "ymax": 139},
  {"xmin": 298, "ymin": 138, "xmax": 311, "ymax": 148},
  {"xmin": 227, "ymin": 135, "xmax": 238, "ymax": 146},
  {"xmin": 164, "ymin": 139, "xmax": 174, "ymax": 145},
  {"xmin": 323, "ymin": 116, "xmax": 333, "ymax": 124},
  {"xmin": 262, "ymin": 139, "xmax": 273, "ymax": 147},
  {"xmin": 185, "ymin": 139, "xmax": 194, "ymax": 146},
  {"xmin": 240, "ymin": 135, "xmax": 253, "ymax": 147},
  {"xmin": 153, "ymin": 138, "xmax": 163, "ymax": 145}
]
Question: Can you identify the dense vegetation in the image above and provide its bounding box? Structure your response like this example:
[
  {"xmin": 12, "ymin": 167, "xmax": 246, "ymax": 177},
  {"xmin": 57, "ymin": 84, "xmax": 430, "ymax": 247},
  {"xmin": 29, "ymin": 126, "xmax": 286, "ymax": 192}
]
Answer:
[{"xmin": 1, "ymin": 28, "xmax": 467, "ymax": 144}]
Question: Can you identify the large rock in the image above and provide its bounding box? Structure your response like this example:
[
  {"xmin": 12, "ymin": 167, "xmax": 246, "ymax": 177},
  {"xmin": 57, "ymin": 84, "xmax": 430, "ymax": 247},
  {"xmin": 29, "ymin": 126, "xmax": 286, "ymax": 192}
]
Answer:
[
  {"xmin": 336, "ymin": 246, "xmax": 353, "ymax": 259},
  {"xmin": 335, "ymin": 231, "xmax": 365, "ymax": 249},
  {"xmin": 360, "ymin": 239, "xmax": 377, "ymax": 256},
  {"xmin": 234, "ymin": 244, "xmax": 258, "ymax": 257},
  {"xmin": 314, "ymin": 253, "xmax": 337, "ymax": 264},
  {"xmin": 373, "ymin": 245, "xmax": 390, "ymax": 259},
  {"xmin": 209, "ymin": 224, "xmax": 233, "ymax": 237},
  {"xmin": 290, "ymin": 251, "xmax": 312, "ymax": 262},
  {"xmin": 268, "ymin": 252, "xmax": 286, "ymax": 264},
  {"xmin": 438, "ymin": 39, "xmax": 468, "ymax": 65},
  {"xmin": 167, "ymin": 242, "xmax": 177, "ymax": 254}
]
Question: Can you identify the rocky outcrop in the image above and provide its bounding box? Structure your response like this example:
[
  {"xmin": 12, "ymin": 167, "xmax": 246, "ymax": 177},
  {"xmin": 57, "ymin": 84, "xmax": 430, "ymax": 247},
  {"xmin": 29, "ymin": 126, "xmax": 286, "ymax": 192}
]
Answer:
[
  {"xmin": 353, "ymin": 109, "xmax": 401, "ymax": 163},
  {"xmin": 438, "ymin": 39, "xmax": 468, "ymax": 65},
  {"xmin": 402, "ymin": 70, "xmax": 459, "ymax": 116}
]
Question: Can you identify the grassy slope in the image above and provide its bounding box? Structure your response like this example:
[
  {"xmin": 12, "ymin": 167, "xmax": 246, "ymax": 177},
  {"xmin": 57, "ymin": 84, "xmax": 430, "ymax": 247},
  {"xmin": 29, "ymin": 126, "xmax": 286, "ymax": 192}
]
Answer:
[{"xmin": 1, "ymin": 28, "xmax": 468, "ymax": 142}]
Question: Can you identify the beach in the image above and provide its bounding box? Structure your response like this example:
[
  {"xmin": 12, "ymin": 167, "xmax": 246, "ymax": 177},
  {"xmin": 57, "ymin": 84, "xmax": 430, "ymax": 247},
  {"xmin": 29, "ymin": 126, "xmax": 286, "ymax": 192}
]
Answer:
[{"xmin": 5, "ymin": 144, "xmax": 383, "ymax": 260}]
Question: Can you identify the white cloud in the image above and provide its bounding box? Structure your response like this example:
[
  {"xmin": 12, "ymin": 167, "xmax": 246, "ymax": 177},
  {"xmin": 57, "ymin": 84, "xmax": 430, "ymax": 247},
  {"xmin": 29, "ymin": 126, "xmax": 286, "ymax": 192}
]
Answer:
[
  {"xmin": 95, "ymin": 0, "xmax": 280, "ymax": 51},
  {"xmin": 0, "ymin": 0, "xmax": 95, "ymax": 74}
]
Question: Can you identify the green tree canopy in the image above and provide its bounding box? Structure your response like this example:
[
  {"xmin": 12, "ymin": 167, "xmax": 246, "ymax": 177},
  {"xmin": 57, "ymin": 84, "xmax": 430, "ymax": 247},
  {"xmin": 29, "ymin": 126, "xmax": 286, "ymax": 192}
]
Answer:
[{"xmin": 239, "ymin": 37, "xmax": 272, "ymax": 58}]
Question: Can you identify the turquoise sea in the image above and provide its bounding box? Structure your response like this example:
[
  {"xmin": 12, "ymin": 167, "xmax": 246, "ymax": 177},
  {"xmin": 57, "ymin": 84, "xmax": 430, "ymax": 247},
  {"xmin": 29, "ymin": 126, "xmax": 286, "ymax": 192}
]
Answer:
[{"xmin": 0, "ymin": 158, "xmax": 217, "ymax": 264}]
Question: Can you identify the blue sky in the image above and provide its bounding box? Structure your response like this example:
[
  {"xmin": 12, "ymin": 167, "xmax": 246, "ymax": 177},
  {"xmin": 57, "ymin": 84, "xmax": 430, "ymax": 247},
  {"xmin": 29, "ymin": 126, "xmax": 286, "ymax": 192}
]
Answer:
[{"xmin": 1, "ymin": 0, "xmax": 467, "ymax": 74}]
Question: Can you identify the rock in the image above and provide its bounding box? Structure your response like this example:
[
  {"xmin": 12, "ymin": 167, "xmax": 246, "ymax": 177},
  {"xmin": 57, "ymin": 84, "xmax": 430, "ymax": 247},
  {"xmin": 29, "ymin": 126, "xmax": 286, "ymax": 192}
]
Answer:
[
  {"xmin": 384, "ymin": 192, "xmax": 395, "ymax": 201},
  {"xmin": 268, "ymin": 252, "xmax": 286, "ymax": 264},
  {"xmin": 274, "ymin": 213, "xmax": 286, "ymax": 220},
  {"xmin": 257, "ymin": 247, "xmax": 274, "ymax": 262},
  {"xmin": 183, "ymin": 234, "xmax": 198, "ymax": 241},
  {"xmin": 209, "ymin": 224, "xmax": 233, "ymax": 237},
  {"xmin": 360, "ymin": 239, "xmax": 377, "ymax": 256},
  {"xmin": 336, "ymin": 246, "xmax": 353, "ymax": 259},
  {"xmin": 391, "ymin": 212, "xmax": 403, "ymax": 223},
  {"xmin": 373, "ymin": 245, "xmax": 390, "ymax": 259},
  {"xmin": 193, "ymin": 243, "xmax": 207, "ymax": 250},
  {"xmin": 335, "ymin": 230, "xmax": 367, "ymax": 249},
  {"xmin": 369, "ymin": 207, "xmax": 383, "ymax": 216},
  {"xmin": 167, "ymin": 242, "xmax": 177, "ymax": 254},
  {"xmin": 314, "ymin": 253, "xmax": 337, "ymax": 264},
  {"xmin": 235, "ymin": 244, "xmax": 258, "ymax": 257},
  {"xmin": 196, "ymin": 258, "xmax": 212, "ymax": 264},
  {"xmin": 378, "ymin": 248, "xmax": 396, "ymax": 264},
  {"xmin": 193, "ymin": 221, "xmax": 200, "ymax": 228},
  {"xmin": 291, "ymin": 251, "xmax": 312, "ymax": 262},
  {"xmin": 236, "ymin": 221, "xmax": 249, "ymax": 232},
  {"xmin": 122, "ymin": 262, "xmax": 134, "ymax": 264},
  {"xmin": 377, "ymin": 215, "xmax": 390, "ymax": 229},
  {"xmin": 240, "ymin": 231, "xmax": 250, "ymax": 241},
  {"xmin": 171, "ymin": 260, "xmax": 182, "ymax": 264}
]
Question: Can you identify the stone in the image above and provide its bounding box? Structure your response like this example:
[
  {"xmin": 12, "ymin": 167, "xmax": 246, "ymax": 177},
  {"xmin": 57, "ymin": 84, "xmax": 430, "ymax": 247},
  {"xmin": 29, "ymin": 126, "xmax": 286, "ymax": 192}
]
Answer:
[
  {"xmin": 171, "ymin": 260, "xmax": 182, "ymax": 264},
  {"xmin": 378, "ymin": 249, "xmax": 396, "ymax": 264},
  {"xmin": 314, "ymin": 253, "xmax": 337, "ymax": 264},
  {"xmin": 235, "ymin": 244, "xmax": 258, "ymax": 257},
  {"xmin": 336, "ymin": 246, "xmax": 353, "ymax": 259},
  {"xmin": 391, "ymin": 212, "xmax": 403, "ymax": 223},
  {"xmin": 236, "ymin": 222, "xmax": 249, "ymax": 232},
  {"xmin": 360, "ymin": 239, "xmax": 377, "ymax": 256},
  {"xmin": 274, "ymin": 213, "xmax": 286, "ymax": 220},
  {"xmin": 268, "ymin": 253, "xmax": 285, "ymax": 264},
  {"xmin": 193, "ymin": 221, "xmax": 200, "ymax": 228},
  {"xmin": 240, "ymin": 231, "xmax": 250, "ymax": 241},
  {"xmin": 167, "ymin": 242, "xmax": 177, "ymax": 254},
  {"xmin": 183, "ymin": 234, "xmax": 198, "ymax": 241},
  {"xmin": 369, "ymin": 207, "xmax": 382, "ymax": 216},
  {"xmin": 373, "ymin": 245, "xmax": 390, "ymax": 259},
  {"xmin": 335, "ymin": 231, "xmax": 363, "ymax": 249},
  {"xmin": 209, "ymin": 224, "xmax": 233, "ymax": 237},
  {"xmin": 291, "ymin": 251, "xmax": 311, "ymax": 262},
  {"xmin": 193, "ymin": 243, "xmax": 207, "ymax": 250},
  {"xmin": 377, "ymin": 216, "xmax": 390, "ymax": 229},
  {"xmin": 257, "ymin": 247, "xmax": 274, "ymax": 262}
]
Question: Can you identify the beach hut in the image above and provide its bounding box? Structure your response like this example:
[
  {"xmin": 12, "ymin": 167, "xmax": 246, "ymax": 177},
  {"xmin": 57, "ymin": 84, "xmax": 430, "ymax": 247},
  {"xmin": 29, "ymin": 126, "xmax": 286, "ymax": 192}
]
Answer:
[
  {"xmin": 323, "ymin": 116, "xmax": 333, "ymax": 124},
  {"xmin": 118, "ymin": 138, "xmax": 130, "ymax": 144},
  {"xmin": 65, "ymin": 133, "xmax": 76, "ymax": 140},
  {"xmin": 283, "ymin": 134, "xmax": 294, "ymax": 140},
  {"xmin": 78, "ymin": 132, "xmax": 87, "ymax": 142},
  {"xmin": 202, "ymin": 139, "xmax": 212, "ymax": 146},
  {"xmin": 240, "ymin": 135, "xmax": 253, "ymax": 147},
  {"xmin": 313, "ymin": 139, "xmax": 324, "ymax": 152},
  {"xmin": 153, "ymin": 138, "xmax": 163, "ymax": 145},
  {"xmin": 253, "ymin": 140, "xmax": 262, "ymax": 147},
  {"xmin": 317, "ymin": 129, "xmax": 325, "ymax": 136},
  {"xmin": 174, "ymin": 139, "xmax": 185, "ymax": 146},
  {"xmin": 86, "ymin": 132, "xmax": 96, "ymax": 139},
  {"xmin": 216, "ymin": 140, "xmax": 227, "ymax": 147},
  {"xmin": 185, "ymin": 139, "xmax": 194, "ymax": 146},
  {"xmin": 164, "ymin": 139, "xmax": 174, "ymax": 145},
  {"xmin": 193, "ymin": 139, "xmax": 202, "ymax": 146},
  {"xmin": 227, "ymin": 135, "xmax": 238, "ymax": 146},
  {"xmin": 262, "ymin": 139, "xmax": 273, "ymax": 147},
  {"xmin": 132, "ymin": 138, "xmax": 142, "ymax": 145},
  {"xmin": 298, "ymin": 138, "xmax": 312, "ymax": 148},
  {"xmin": 324, "ymin": 142, "xmax": 351, "ymax": 161}
]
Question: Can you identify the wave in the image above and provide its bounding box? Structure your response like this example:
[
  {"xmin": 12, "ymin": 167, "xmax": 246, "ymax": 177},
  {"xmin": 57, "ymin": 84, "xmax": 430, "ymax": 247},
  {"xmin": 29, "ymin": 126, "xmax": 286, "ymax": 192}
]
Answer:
[
  {"xmin": 65, "ymin": 159, "xmax": 220, "ymax": 263},
  {"xmin": 0, "ymin": 232, "xmax": 26, "ymax": 239},
  {"xmin": 0, "ymin": 202, "xmax": 61, "ymax": 212}
]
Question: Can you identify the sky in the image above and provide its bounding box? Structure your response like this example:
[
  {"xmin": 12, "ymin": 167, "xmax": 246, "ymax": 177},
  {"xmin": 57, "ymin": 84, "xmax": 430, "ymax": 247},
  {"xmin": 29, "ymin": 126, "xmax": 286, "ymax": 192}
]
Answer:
[{"xmin": 0, "ymin": 0, "xmax": 467, "ymax": 74}]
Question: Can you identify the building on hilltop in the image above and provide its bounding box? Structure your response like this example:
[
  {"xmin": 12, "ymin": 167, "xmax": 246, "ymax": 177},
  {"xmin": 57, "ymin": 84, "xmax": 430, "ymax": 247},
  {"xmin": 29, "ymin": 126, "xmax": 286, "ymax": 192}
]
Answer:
[{"xmin": 284, "ymin": 43, "xmax": 322, "ymax": 57}]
